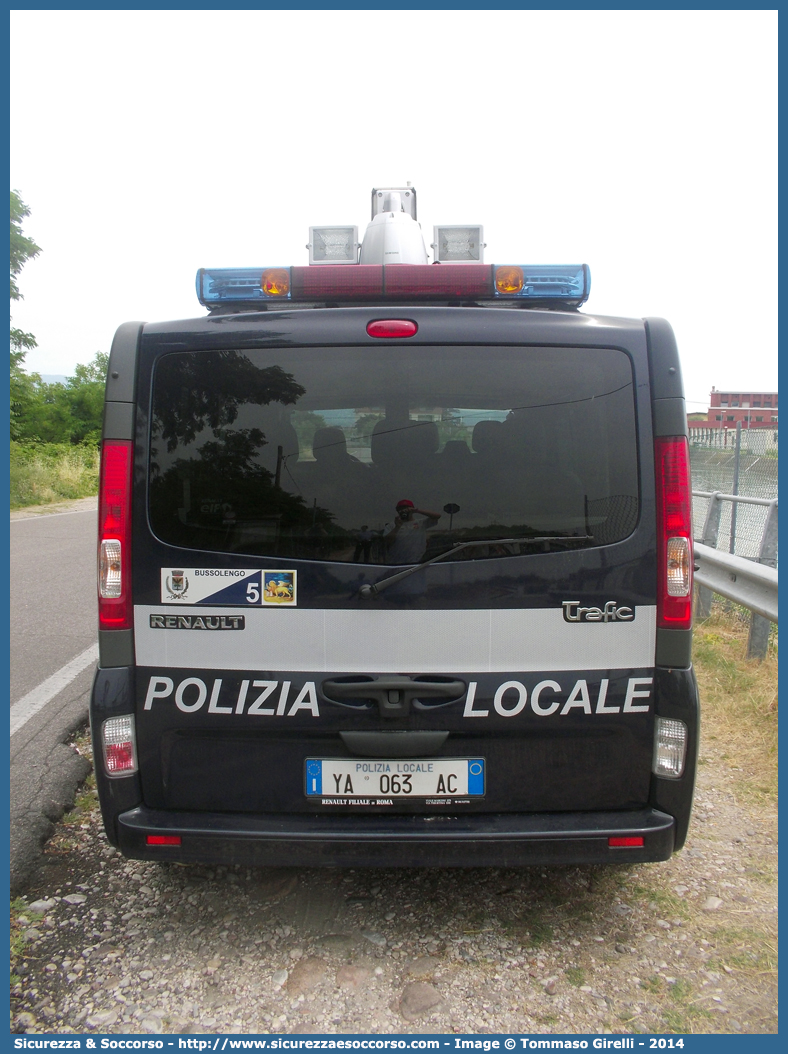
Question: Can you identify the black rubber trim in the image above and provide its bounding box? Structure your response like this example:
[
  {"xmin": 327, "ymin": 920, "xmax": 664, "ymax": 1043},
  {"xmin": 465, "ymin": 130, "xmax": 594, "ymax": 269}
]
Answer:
[
  {"xmin": 102, "ymin": 401, "xmax": 135, "ymax": 441},
  {"xmin": 652, "ymin": 397, "xmax": 689, "ymax": 438},
  {"xmin": 98, "ymin": 630, "xmax": 135, "ymax": 669},
  {"xmin": 655, "ymin": 627, "xmax": 693, "ymax": 668}
]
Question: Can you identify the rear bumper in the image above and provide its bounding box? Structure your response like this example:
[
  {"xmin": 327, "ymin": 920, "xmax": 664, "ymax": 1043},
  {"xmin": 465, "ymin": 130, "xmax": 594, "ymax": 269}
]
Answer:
[{"xmin": 117, "ymin": 806, "xmax": 675, "ymax": 867}]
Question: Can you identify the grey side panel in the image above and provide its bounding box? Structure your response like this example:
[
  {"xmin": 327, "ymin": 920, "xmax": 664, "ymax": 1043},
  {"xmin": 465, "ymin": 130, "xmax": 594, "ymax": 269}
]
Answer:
[
  {"xmin": 653, "ymin": 397, "xmax": 688, "ymax": 437},
  {"xmin": 102, "ymin": 401, "xmax": 135, "ymax": 441},
  {"xmin": 105, "ymin": 322, "xmax": 144, "ymax": 403},
  {"xmin": 99, "ymin": 629, "xmax": 135, "ymax": 668},
  {"xmin": 645, "ymin": 317, "xmax": 688, "ymax": 438},
  {"xmin": 655, "ymin": 628, "xmax": 693, "ymax": 669}
]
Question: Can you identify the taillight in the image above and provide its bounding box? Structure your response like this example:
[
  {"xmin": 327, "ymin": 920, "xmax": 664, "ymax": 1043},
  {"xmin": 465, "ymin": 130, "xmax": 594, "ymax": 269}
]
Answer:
[
  {"xmin": 653, "ymin": 717, "xmax": 688, "ymax": 778},
  {"xmin": 98, "ymin": 439, "xmax": 133, "ymax": 630},
  {"xmin": 655, "ymin": 436, "xmax": 693, "ymax": 630},
  {"xmin": 147, "ymin": 835, "xmax": 182, "ymax": 846},
  {"xmin": 608, "ymin": 836, "xmax": 644, "ymax": 848},
  {"xmin": 102, "ymin": 715, "xmax": 138, "ymax": 776}
]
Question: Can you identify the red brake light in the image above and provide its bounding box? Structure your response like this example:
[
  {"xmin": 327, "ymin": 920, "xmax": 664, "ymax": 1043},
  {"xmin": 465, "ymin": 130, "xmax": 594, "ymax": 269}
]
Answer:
[
  {"xmin": 655, "ymin": 436, "xmax": 693, "ymax": 630},
  {"xmin": 98, "ymin": 440, "xmax": 133, "ymax": 630},
  {"xmin": 146, "ymin": 835, "xmax": 182, "ymax": 846},
  {"xmin": 609, "ymin": 836, "xmax": 644, "ymax": 848},
  {"xmin": 367, "ymin": 320, "xmax": 418, "ymax": 338}
]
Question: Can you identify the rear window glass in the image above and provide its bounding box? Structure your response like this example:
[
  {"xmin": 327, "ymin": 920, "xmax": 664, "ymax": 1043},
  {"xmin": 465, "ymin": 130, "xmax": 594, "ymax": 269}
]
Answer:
[{"xmin": 148, "ymin": 345, "xmax": 638, "ymax": 562}]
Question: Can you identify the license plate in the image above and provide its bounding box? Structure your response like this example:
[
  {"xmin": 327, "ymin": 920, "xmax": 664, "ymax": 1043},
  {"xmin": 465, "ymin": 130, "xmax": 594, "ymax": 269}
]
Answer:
[{"xmin": 305, "ymin": 758, "xmax": 485, "ymax": 798}]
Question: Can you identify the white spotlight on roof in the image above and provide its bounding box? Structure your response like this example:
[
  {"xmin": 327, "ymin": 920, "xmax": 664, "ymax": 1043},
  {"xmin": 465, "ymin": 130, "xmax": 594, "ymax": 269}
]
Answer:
[
  {"xmin": 307, "ymin": 227, "xmax": 359, "ymax": 265},
  {"xmin": 432, "ymin": 225, "xmax": 485, "ymax": 263}
]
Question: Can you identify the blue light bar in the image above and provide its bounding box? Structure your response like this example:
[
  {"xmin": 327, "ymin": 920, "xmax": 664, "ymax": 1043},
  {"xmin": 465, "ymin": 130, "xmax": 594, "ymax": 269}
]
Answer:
[
  {"xmin": 196, "ymin": 268, "xmax": 291, "ymax": 306},
  {"xmin": 494, "ymin": 265, "xmax": 590, "ymax": 302},
  {"xmin": 196, "ymin": 263, "xmax": 591, "ymax": 307}
]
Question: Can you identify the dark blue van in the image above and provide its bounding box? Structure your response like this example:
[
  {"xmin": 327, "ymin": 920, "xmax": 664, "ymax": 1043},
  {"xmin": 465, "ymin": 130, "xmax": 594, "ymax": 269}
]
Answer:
[{"xmin": 92, "ymin": 188, "xmax": 698, "ymax": 867}]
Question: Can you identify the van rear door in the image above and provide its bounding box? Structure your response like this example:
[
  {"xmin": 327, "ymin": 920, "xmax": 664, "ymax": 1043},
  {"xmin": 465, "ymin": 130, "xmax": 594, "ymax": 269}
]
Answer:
[{"xmin": 131, "ymin": 309, "xmax": 660, "ymax": 832}]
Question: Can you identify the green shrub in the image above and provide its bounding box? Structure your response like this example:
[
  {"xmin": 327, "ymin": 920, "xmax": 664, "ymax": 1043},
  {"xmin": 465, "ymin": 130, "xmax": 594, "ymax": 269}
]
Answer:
[{"xmin": 10, "ymin": 441, "xmax": 100, "ymax": 508}]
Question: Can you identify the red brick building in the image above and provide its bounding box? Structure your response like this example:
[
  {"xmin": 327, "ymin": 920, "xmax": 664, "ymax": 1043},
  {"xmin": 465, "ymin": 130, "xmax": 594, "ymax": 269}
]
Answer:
[{"xmin": 705, "ymin": 388, "xmax": 778, "ymax": 428}]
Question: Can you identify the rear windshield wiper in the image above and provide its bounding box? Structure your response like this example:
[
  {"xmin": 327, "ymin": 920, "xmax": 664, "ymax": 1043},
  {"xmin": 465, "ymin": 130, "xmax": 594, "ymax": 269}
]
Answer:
[{"xmin": 358, "ymin": 535, "xmax": 592, "ymax": 599}]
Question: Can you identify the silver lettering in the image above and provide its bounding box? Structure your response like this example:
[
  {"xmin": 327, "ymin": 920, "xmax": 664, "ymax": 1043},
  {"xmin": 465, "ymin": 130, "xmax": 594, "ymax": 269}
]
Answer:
[
  {"xmin": 595, "ymin": 678, "xmax": 620, "ymax": 713},
  {"xmin": 248, "ymin": 680, "xmax": 278, "ymax": 715},
  {"xmin": 493, "ymin": 680, "xmax": 528, "ymax": 717},
  {"xmin": 531, "ymin": 679, "xmax": 562, "ymax": 716},
  {"xmin": 463, "ymin": 681, "xmax": 488, "ymax": 717},
  {"xmin": 560, "ymin": 679, "xmax": 592, "ymax": 715},
  {"xmin": 175, "ymin": 677, "xmax": 207, "ymax": 713},
  {"xmin": 563, "ymin": 600, "xmax": 636, "ymax": 622},
  {"xmin": 623, "ymin": 677, "xmax": 653, "ymax": 713},
  {"xmin": 144, "ymin": 676, "xmax": 173, "ymax": 710},
  {"xmin": 276, "ymin": 681, "xmax": 291, "ymax": 716},
  {"xmin": 207, "ymin": 678, "xmax": 232, "ymax": 714},
  {"xmin": 235, "ymin": 679, "xmax": 249, "ymax": 715},
  {"xmin": 287, "ymin": 682, "xmax": 319, "ymax": 717}
]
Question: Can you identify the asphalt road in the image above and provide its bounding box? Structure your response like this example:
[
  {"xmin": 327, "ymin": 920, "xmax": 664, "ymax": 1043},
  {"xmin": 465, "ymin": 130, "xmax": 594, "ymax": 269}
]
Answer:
[{"xmin": 10, "ymin": 500, "xmax": 98, "ymax": 893}]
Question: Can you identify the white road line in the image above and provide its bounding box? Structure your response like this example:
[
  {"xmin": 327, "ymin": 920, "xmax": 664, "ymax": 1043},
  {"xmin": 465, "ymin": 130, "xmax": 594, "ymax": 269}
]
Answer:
[
  {"xmin": 10, "ymin": 644, "xmax": 99, "ymax": 737},
  {"xmin": 11, "ymin": 507, "xmax": 97, "ymax": 523}
]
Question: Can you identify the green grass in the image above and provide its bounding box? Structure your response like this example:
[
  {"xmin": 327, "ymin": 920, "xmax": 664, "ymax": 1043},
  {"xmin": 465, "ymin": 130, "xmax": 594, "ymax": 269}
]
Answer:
[
  {"xmin": 59, "ymin": 770, "xmax": 98, "ymax": 827},
  {"xmin": 10, "ymin": 898, "xmax": 30, "ymax": 984},
  {"xmin": 706, "ymin": 925, "xmax": 777, "ymax": 974},
  {"xmin": 693, "ymin": 608, "xmax": 778, "ymax": 805},
  {"xmin": 10, "ymin": 441, "xmax": 99, "ymax": 507},
  {"xmin": 520, "ymin": 914, "xmax": 555, "ymax": 946}
]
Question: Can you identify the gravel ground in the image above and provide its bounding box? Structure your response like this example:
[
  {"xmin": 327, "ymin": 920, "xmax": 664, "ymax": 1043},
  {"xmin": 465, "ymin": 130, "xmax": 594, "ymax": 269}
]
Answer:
[{"xmin": 11, "ymin": 738, "xmax": 777, "ymax": 1037}]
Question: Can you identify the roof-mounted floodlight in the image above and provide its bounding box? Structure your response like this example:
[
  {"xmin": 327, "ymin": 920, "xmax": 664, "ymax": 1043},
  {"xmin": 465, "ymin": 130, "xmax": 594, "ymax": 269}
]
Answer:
[
  {"xmin": 432, "ymin": 225, "xmax": 485, "ymax": 263},
  {"xmin": 371, "ymin": 186, "xmax": 417, "ymax": 220},
  {"xmin": 307, "ymin": 226, "xmax": 358, "ymax": 265}
]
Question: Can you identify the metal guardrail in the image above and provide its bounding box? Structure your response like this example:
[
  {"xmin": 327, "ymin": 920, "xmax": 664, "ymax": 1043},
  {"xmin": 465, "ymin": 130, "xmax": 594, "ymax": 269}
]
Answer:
[
  {"xmin": 693, "ymin": 490, "xmax": 777, "ymax": 658},
  {"xmin": 694, "ymin": 543, "xmax": 778, "ymax": 623}
]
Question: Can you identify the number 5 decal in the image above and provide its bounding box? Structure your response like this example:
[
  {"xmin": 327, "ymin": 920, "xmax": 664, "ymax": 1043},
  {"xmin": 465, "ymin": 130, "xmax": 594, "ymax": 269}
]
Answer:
[{"xmin": 246, "ymin": 579, "xmax": 261, "ymax": 604}]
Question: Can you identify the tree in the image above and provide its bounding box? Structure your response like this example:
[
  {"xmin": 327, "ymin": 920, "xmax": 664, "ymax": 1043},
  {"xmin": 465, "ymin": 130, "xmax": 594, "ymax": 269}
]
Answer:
[
  {"xmin": 10, "ymin": 191, "xmax": 42, "ymax": 438},
  {"xmin": 62, "ymin": 352, "xmax": 108, "ymax": 444},
  {"xmin": 13, "ymin": 351, "xmax": 109, "ymax": 446},
  {"xmin": 11, "ymin": 191, "xmax": 41, "ymax": 300}
]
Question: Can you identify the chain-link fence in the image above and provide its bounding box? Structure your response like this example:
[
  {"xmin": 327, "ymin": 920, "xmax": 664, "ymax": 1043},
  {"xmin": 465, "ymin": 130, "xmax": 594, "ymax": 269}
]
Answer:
[{"xmin": 689, "ymin": 427, "xmax": 778, "ymax": 558}]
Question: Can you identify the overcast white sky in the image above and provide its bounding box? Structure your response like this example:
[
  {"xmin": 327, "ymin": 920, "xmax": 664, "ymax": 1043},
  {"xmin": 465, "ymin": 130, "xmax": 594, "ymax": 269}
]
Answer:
[{"xmin": 10, "ymin": 9, "xmax": 777, "ymax": 410}]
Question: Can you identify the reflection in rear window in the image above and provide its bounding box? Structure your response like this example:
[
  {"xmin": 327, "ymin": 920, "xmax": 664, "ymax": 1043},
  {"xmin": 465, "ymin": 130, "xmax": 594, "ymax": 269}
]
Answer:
[{"xmin": 148, "ymin": 345, "xmax": 638, "ymax": 563}]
